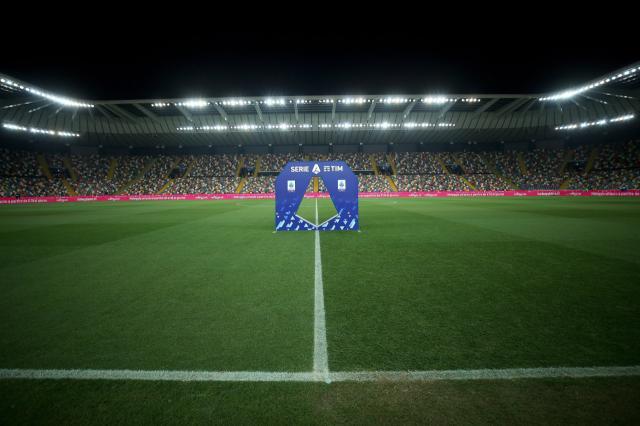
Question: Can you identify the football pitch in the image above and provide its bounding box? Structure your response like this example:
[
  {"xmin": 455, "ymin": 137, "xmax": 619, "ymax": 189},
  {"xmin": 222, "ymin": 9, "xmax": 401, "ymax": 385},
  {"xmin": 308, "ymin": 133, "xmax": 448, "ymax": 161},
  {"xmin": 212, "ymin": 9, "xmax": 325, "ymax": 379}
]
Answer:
[{"xmin": 1, "ymin": 197, "xmax": 640, "ymax": 423}]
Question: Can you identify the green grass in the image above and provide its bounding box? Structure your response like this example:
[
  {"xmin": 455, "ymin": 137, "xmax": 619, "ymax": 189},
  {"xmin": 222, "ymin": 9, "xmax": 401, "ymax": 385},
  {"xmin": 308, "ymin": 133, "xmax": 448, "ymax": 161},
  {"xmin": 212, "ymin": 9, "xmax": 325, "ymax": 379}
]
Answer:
[
  {"xmin": 322, "ymin": 197, "xmax": 640, "ymax": 370},
  {"xmin": 1, "ymin": 197, "xmax": 639, "ymax": 423},
  {"xmin": 0, "ymin": 201, "xmax": 314, "ymax": 371},
  {"xmin": 296, "ymin": 196, "xmax": 338, "ymax": 224},
  {"xmin": 2, "ymin": 377, "xmax": 640, "ymax": 425}
]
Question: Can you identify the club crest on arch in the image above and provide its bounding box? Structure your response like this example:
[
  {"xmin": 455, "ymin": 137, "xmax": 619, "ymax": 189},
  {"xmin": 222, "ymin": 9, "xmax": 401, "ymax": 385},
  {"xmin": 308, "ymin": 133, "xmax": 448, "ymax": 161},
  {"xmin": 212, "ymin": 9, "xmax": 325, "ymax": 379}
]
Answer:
[{"xmin": 275, "ymin": 161, "xmax": 359, "ymax": 231}]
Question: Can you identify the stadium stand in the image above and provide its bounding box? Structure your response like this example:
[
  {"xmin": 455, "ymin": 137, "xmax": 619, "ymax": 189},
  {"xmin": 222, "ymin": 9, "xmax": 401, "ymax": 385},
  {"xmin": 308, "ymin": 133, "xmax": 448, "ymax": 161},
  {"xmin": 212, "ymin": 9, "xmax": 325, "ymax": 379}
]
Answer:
[
  {"xmin": 358, "ymin": 175, "xmax": 391, "ymax": 192},
  {"xmin": 259, "ymin": 153, "xmax": 303, "ymax": 173},
  {"xmin": 70, "ymin": 154, "xmax": 116, "ymax": 195},
  {"xmin": 170, "ymin": 177, "xmax": 240, "ymax": 194},
  {"xmin": 395, "ymin": 174, "xmax": 471, "ymax": 191},
  {"xmin": 188, "ymin": 154, "xmax": 238, "ymax": 177},
  {"xmin": 1, "ymin": 140, "xmax": 639, "ymax": 197},
  {"xmin": 242, "ymin": 176, "xmax": 275, "ymax": 193}
]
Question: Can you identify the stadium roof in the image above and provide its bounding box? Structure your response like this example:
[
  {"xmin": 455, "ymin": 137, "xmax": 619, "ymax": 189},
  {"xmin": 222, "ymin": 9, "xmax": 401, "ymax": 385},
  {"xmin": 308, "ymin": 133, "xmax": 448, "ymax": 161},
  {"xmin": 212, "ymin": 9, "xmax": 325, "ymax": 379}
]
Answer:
[{"xmin": 1, "ymin": 62, "xmax": 639, "ymax": 148}]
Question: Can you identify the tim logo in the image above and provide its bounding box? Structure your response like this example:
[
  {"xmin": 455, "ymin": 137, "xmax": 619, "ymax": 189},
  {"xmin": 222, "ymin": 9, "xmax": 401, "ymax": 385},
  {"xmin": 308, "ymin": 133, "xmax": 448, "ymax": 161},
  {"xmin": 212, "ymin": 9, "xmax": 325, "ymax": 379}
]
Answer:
[
  {"xmin": 287, "ymin": 180, "xmax": 296, "ymax": 192},
  {"xmin": 337, "ymin": 179, "xmax": 346, "ymax": 191}
]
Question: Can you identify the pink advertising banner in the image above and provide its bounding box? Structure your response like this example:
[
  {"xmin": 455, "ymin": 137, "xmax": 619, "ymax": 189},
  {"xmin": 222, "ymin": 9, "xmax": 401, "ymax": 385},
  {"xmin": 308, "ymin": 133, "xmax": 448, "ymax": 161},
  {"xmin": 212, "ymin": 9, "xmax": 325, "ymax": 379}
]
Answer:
[{"xmin": 1, "ymin": 190, "xmax": 639, "ymax": 205}]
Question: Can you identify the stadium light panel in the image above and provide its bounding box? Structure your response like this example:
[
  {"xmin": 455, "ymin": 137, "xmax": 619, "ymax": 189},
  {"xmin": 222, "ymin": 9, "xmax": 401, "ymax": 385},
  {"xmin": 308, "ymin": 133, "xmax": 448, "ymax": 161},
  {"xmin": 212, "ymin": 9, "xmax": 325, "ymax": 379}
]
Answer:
[
  {"xmin": 0, "ymin": 78, "xmax": 94, "ymax": 108},
  {"xmin": 235, "ymin": 124, "xmax": 260, "ymax": 131},
  {"xmin": 2, "ymin": 122, "xmax": 80, "ymax": 137},
  {"xmin": 421, "ymin": 96, "xmax": 453, "ymax": 104},
  {"xmin": 200, "ymin": 125, "xmax": 228, "ymax": 131},
  {"xmin": 340, "ymin": 97, "xmax": 367, "ymax": 104},
  {"xmin": 220, "ymin": 99, "xmax": 252, "ymax": 106},
  {"xmin": 540, "ymin": 65, "xmax": 639, "ymax": 101},
  {"xmin": 373, "ymin": 122, "xmax": 396, "ymax": 129},
  {"xmin": 174, "ymin": 121, "xmax": 457, "ymax": 132},
  {"xmin": 177, "ymin": 123, "xmax": 314, "ymax": 132},
  {"xmin": 554, "ymin": 114, "xmax": 634, "ymax": 130},
  {"xmin": 263, "ymin": 98, "xmax": 286, "ymax": 106},
  {"xmin": 265, "ymin": 123, "xmax": 291, "ymax": 130},
  {"xmin": 176, "ymin": 99, "xmax": 209, "ymax": 108},
  {"xmin": 380, "ymin": 97, "xmax": 409, "ymax": 104},
  {"xmin": 403, "ymin": 122, "xmax": 436, "ymax": 128}
]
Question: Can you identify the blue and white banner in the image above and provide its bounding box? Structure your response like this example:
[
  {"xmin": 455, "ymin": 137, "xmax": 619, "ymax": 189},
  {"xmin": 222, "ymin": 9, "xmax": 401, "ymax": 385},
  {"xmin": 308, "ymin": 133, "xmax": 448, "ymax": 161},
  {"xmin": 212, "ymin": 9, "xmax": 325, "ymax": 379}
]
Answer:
[{"xmin": 275, "ymin": 161, "xmax": 359, "ymax": 231}]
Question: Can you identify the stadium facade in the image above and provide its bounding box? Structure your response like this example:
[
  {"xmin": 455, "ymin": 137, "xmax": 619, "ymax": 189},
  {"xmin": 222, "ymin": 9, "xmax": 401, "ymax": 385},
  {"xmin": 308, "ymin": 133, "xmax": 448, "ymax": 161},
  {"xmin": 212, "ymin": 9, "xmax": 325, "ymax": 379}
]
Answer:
[{"xmin": 1, "ymin": 63, "xmax": 639, "ymax": 199}]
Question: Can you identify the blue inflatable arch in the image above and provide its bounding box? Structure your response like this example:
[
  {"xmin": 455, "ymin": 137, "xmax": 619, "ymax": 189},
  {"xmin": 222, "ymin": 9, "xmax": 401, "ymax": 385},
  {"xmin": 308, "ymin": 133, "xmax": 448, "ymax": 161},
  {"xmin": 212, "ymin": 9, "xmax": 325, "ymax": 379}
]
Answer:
[{"xmin": 275, "ymin": 161, "xmax": 359, "ymax": 231}]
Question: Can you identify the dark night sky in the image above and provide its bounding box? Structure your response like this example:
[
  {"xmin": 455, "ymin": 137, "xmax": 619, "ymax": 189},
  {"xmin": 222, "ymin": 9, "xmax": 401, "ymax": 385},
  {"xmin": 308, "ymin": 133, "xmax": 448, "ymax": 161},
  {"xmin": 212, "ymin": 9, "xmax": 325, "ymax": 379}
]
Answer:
[{"xmin": 2, "ymin": 26, "xmax": 637, "ymax": 101}]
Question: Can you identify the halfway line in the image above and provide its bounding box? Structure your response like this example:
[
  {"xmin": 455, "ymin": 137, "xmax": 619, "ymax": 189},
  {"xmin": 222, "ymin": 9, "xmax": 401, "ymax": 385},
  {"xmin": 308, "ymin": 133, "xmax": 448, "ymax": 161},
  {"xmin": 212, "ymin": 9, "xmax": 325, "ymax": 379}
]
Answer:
[{"xmin": 313, "ymin": 198, "xmax": 330, "ymax": 382}]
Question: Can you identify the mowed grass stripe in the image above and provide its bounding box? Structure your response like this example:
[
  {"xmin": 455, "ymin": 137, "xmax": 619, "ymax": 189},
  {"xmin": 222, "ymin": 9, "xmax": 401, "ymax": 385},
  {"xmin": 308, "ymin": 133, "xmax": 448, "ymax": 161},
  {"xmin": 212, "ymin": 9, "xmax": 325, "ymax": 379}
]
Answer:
[
  {"xmin": 395, "ymin": 197, "xmax": 640, "ymax": 266},
  {"xmin": 0, "ymin": 201, "xmax": 315, "ymax": 372},
  {"xmin": 322, "ymin": 197, "xmax": 640, "ymax": 371},
  {"xmin": 0, "ymin": 202, "xmax": 234, "ymax": 269},
  {"xmin": 3, "ymin": 376, "xmax": 640, "ymax": 424}
]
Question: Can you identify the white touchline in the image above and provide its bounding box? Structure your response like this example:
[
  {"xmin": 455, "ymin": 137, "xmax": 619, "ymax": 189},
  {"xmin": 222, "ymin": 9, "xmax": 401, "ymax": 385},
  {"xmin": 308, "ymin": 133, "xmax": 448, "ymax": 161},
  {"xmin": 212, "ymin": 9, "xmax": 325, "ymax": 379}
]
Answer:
[
  {"xmin": 1, "ymin": 366, "xmax": 639, "ymax": 383},
  {"xmin": 314, "ymin": 198, "xmax": 330, "ymax": 382},
  {"xmin": 328, "ymin": 366, "xmax": 640, "ymax": 382},
  {"xmin": 0, "ymin": 369, "xmax": 315, "ymax": 382}
]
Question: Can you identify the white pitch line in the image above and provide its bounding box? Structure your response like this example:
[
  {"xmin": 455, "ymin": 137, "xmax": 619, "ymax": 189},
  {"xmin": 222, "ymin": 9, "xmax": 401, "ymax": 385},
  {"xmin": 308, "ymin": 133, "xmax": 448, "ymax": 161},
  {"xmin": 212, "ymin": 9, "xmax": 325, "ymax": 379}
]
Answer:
[
  {"xmin": 1, "ymin": 366, "xmax": 639, "ymax": 383},
  {"xmin": 329, "ymin": 366, "xmax": 640, "ymax": 382},
  {"xmin": 0, "ymin": 369, "xmax": 315, "ymax": 382},
  {"xmin": 313, "ymin": 198, "xmax": 330, "ymax": 382}
]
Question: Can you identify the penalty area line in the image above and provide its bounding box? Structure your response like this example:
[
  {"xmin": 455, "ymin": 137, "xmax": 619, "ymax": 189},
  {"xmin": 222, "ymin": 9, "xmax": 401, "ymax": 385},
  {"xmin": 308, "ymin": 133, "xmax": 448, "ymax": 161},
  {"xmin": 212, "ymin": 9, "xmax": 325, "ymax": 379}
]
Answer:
[{"xmin": 1, "ymin": 366, "xmax": 639, "ymax": 383}]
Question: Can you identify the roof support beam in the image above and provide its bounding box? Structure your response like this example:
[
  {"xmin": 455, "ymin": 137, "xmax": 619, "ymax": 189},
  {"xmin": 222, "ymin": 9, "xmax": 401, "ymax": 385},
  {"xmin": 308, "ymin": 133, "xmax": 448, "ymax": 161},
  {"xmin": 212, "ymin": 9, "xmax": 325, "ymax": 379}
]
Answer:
[
  {"xmin": 132, "ymin": 103, "xmax": 163, "ymax": 124},
  {"xmin": 402, "ymin": 101, "xmax": 416, "ymax": 120},
  {"xmin": 0, "ymin": 99, "xmax": 37, "ymax": 109},
  {"xmin": 472, "ymin": 98, "xmax": 500, "ymax": 115},
  {"xmin": 580, "ymin": 94, "xmax": 609, "ymax": 105},
  {"xmin": 27, "ymin": 102, "xmax": 52, "ymax": 113},
  {"xmin": 494, "ymin": 98, "xmax": 529, "ymax": 116},
  {"xmin": 294, "ymin": 103, "xmax": 299, "ymax": 123},
  {"xmin": 367, "ymin": 100, "xmax": 377, "ymax": 120},
  {"xmin": 104, "ymin": 104, "xmax": 138, "ymax": 123},
  {"xmin": 518, "ymin": 99, "xmax": 537, "ymax": 114},
  {"xmin": 331, "ymin": 100, "xmax": 336, "ymax": 122},
  {"xmin": 538, "ymin": 101, "xmax": 545, "ymax": 112},
  {"xmin": 213, "ymin": 104, "xmax": 228, "ymax": 122},
  {"xmin": 570, "ymin": 98, "xmax": 587, "ymax": 110},
  {"xmin": 438, "ymin": 102, "xmax": 454, "ymax": 118},
  {"xmin": 175, "ymin": 105, "xmax": 194, "ymax": 122},
  {"xmin": 254, "ymin": 103, "xmax": 264, "ymax": 122},
  {"xmin": 594, "ymin": 88, "xmax": 640, "ymax": 99},
  {"xmin": 48, "ymin": 106, "xmax": 63, "ymax": 118},
  {"xmin": 95, "ymin": 105, "xmax": 112, "ymax": 119}
]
